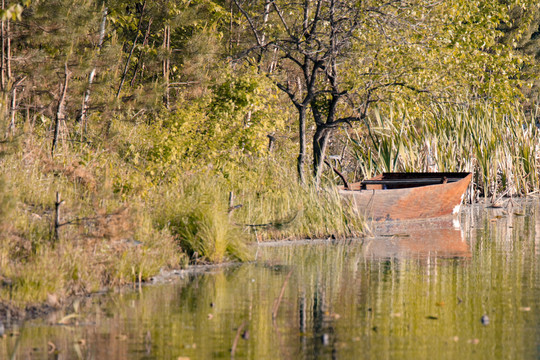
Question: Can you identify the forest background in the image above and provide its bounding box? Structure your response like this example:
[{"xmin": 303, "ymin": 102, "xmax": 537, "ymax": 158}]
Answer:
[{"xmin": 0, "ymin": 0, "xmax": 539, "ymax": 308}]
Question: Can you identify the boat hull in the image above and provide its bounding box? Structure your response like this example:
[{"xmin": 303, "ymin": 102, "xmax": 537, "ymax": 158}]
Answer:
[{"xmin": 339, "ymin": 173, "xmax": 472, "ymax": 221}]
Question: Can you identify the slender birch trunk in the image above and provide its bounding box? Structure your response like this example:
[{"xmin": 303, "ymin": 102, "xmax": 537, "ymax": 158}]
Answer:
[
  {"xmin": 1, "ymin": 0, "xmax": 5, "ymax": 91},
  {"xmin": 6, "ymin": 16, "xmax": 10, "ymax": 81},
  {"xmin": 79, "ymin": 6, "xmax": 107, "ymax": 138},
  {"xmin": 51, "ymin": 63, "xmax": 70, "ymax": 157},
  {"xmin": 162, "ymin": 24, "xmax": 170, "ymax": 108},
  {"xmin": 297, "ymin": 106, "xmax": 306, "ymax": 184}
]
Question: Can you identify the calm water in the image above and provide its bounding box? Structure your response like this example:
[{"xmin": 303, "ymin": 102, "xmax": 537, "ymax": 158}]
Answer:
[{"xmin": 1, "ymin": 201, "xmax": 539, "ymax": 359}]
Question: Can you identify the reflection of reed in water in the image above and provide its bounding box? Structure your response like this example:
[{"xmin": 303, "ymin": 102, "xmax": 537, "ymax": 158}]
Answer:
[{"xmin": 536, "ymin": 201, "xmax": 540, "ymax": 257}]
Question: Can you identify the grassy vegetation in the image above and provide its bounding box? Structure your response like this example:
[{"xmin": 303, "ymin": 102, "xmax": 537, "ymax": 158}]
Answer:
[
  {"xmin": 0, "ymin": 135, "xmax": 183, "ymax": 306},
  {"xmin": 0, "ymin": 113, "xmax": 366, "ymax": 307}
]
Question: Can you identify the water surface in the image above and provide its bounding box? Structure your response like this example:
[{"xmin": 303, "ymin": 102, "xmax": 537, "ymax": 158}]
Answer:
[{"xmin": 1, "ymin": 200, "xmax": 539, "ymax": 359}]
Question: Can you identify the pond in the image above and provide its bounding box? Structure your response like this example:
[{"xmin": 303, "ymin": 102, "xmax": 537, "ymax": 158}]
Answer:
[{"xmin": 1, "ymin": 200, "xmax": 539, "ymax": 359}]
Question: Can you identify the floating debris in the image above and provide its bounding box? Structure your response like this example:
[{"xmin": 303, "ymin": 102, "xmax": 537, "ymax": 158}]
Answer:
[
  {"xmin": 48, "ymin": 341, "xmax": 57, "ymax": 354},
  {"xmin": 481, "ymin": 315, "xmax": 489, "ymax": 326},
  {"xmin": 58, "ymin": 313, "xmax": 81, "ymax": 325}
]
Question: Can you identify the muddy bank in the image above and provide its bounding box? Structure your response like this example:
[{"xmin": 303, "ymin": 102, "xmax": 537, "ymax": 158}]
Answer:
[{"xmin": 0, "ymin": 302, "xmax": 58, "ymax": 331}]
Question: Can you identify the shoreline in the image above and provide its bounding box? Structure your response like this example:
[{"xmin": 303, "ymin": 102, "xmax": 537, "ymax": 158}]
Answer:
[{"xmin": 1, "ymin": 197, "xmax": 536, "ymax": 331}]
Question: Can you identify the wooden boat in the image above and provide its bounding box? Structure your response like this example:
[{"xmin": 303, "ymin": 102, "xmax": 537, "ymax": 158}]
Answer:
[{"xmin": 339, "ymin": 172, "xmax": 472, "ymax": 221}]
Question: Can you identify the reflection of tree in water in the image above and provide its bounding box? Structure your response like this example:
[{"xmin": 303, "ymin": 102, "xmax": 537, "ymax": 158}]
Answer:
[{"xmin": 298, "ymin": 285, "xmax": 338, "ymax": 359}]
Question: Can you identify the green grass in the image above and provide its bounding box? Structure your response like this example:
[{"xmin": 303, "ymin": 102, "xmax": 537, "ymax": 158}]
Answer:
[{"xmin": 151, "ymin": 176, "xmax": 251, "ymax": 263}]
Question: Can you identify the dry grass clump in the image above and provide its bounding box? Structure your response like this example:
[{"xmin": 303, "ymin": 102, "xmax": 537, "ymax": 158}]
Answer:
[
  {"xmin": 41, "ymin": 158, "xmax": 97, "ymax": 192},
  {"xmin": 152, "ymin": 175, "xmax": 252, "ymax": 263}
]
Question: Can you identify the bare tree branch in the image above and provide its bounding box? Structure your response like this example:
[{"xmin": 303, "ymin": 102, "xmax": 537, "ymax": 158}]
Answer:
[{"xmin": 233, "ymin": 0, "xmax": 264, "ymax": 47}]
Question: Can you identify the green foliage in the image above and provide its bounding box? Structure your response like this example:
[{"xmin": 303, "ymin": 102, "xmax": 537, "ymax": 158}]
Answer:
[
  {"xmin": 207, "ymin": 70, "xmax": 285, "ymax": 155},
  {"xmin": 0, "ymin": 1, "xmax": 29, "ymax": 20},
  {"xmin": 343, "ymin": 0, "xmax": 535, "ymax": 116},
  {"xmin": 121, "ymin": 69, "xmax": 287, "ymax": 183}
]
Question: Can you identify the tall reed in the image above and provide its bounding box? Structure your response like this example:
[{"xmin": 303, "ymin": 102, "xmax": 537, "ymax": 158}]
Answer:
[{"xmin": 349, "ymin": 104, "xmax": 540, "ymax": 198}]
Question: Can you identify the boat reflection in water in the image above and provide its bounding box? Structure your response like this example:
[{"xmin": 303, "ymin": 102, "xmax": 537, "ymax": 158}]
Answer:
[{"xmin": 362, "ymin": 217, "xmax": 470, "ymax": 259}]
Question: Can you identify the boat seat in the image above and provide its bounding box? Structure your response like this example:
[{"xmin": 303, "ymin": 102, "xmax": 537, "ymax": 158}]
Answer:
[{"xmin": 361, "ymin": 177, "xmax": 457, "ymax": 189}]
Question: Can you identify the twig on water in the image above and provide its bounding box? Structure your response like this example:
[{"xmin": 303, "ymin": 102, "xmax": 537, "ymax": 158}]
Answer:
[
  {"xmin": 235, "ymin": 211, "xmax": 299, "ymax": 230},
  {"xmin": 272, "ymin": 269, "xmax": 293, "ymax": 322},
  {"xmin": 230, "ymin": 321, "xmax": 247, "ymax": 358}
]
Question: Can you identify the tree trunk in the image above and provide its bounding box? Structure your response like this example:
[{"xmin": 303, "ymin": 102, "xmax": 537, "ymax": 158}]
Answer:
[
  {"xmin": 130, "ymin": 17, "xmax": 153, "ymax": 87},
  {"xmin": 51, "ymin": 63, "xmax": 70, "ymax": 157},
  {"xmin": 313, "ymin": 125, "xmax": 331, "ymax": 187},
  {"xmin": 5, "ymin": 76, "xmax": 25, "ymax": 137},
  {"xmin": 162, "ymin": 23, "xmax": 170, "ymax": 108},
  {"xmin": 5, "ymin": 16, "xmax": 10, "ymax": 82},
  {"xmin": 53, "ymin": 192, "xmax": 63, "ymax": 243},
  {"xmin": 256, "ymin": 0, "xmax": 272, "ymax": 70},
  {"xmin": 116, "ymin": 0, "xmax": 146, "ymax": 99},
  {"xmin": 228, "ymin": 0, "xmax": 233, "ymax": 56},
  {"xmin": 1, "ymin": 0, "xmax": 5, "ymax": 91},
  {"xmin": 297, "ymin": 106, "xmax": 307, "ymax": 183},
  {"xmin": 7, "ymin": 83, "xmax": 16, "ymax": 136},
  {"xmin": 80, "ymin": 6, "xmax": 107, "ymax": 138}
]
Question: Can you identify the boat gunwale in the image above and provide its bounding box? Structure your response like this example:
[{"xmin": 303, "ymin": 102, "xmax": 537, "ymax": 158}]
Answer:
[{"xmin": 340, "ymin": 172, "xmax": 472, "ymax": 192}]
